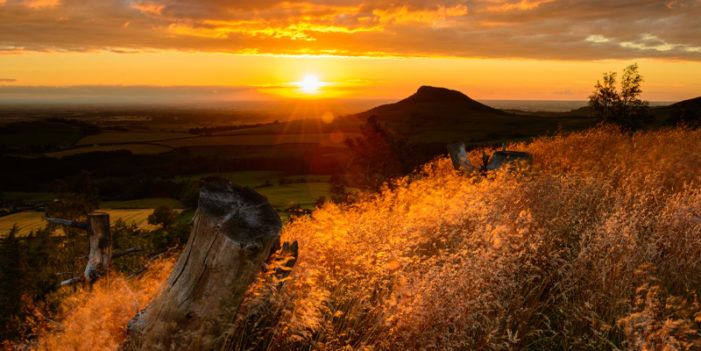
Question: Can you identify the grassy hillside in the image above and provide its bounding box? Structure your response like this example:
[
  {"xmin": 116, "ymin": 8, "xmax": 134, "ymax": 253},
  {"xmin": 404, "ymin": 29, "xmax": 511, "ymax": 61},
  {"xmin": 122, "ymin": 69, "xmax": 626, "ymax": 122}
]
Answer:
[{"xmin": 28, "ymin": 125, "xmax": 701, "ymax": 350}]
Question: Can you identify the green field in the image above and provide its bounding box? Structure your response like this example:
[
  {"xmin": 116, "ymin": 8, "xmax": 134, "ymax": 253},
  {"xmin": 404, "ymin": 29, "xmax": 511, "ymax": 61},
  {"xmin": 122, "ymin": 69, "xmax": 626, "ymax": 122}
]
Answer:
[
  {"xmin": 0, "ymin": 120, "xmax": 86, "ymax": 148},
  {"xmin": 258, "ymin": 182, "xmax": 330, "ymax": 209},
  {"xmin": 75, "ymin": 132, "xmax": 192, "ymax": 145},
  {"xmin": 99, "ymin": 198, "xmax": 185, "ymax": 209},
  {"xmin": 45, "ymin": 143, "xmax": 173, "ymax": 157},
  {"xmin": 169, "ymin": 171, "xmax": 333, "ymax": 221},
  {"xmin": 160, "ymin": 132, "xmax": 357, "ymax": 148},
  {"xmin": 0, "ymin": 192, "xmax": 56, "ymax": 202},
  {"xmin": 170, "ymin": 171, "xmax": 284, "ymax": 186}
]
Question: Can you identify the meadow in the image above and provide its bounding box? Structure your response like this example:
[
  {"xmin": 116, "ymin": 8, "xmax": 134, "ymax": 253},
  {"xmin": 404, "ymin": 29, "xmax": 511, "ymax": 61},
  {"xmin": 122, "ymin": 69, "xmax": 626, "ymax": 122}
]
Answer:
[
  {"xmin": 26, "ymin": 125, "xmax": 701, "ymax": 350},
  {"xmin": 0, "ymin": 209, "xmax": 168, "ymax": 237}
]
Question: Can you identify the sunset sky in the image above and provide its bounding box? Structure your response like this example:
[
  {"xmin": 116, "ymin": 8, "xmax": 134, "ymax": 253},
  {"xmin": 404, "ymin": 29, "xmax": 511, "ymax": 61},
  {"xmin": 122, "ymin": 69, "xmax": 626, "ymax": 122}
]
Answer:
[{"xmin": 1, "ymin": 0, "xmax": 700, "ymax": 103}]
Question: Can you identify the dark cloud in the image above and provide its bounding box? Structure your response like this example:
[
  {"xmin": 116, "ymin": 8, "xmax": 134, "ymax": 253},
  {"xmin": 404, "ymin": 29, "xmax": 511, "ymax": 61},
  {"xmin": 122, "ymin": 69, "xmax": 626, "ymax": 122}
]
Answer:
[
  {"xmin": 0, "ymin": 0, "xmax": 700, "ymax": 60},
  {"xmin": 0, "ymin": 78, "xmax": 17, "ymax": 83}
]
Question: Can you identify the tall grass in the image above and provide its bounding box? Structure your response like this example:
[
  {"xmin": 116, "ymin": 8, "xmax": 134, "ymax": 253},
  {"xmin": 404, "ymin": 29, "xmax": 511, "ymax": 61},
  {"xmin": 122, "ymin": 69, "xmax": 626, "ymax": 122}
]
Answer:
[
  {"xmin": 234, "ymin": 126, "xmax": 700, "ymax": 349},
  {"xmin": 31, "ymin": 126, "xmax": 701, "ymax": 350},
  {"xmin": 28, "ymin": 259, "xmax": 174, "ymax": 351}
]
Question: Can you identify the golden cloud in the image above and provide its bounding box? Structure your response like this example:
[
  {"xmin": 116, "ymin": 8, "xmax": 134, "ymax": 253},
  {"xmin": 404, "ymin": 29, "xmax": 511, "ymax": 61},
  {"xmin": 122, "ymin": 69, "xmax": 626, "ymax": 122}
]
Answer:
[{"xmin": 0, "ymin": 0, "xmax": 700, "ymax": 61}]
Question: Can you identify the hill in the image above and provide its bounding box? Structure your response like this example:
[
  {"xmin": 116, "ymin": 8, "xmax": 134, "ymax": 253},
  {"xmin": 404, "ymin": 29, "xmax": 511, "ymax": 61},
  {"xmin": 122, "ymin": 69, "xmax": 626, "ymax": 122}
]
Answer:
[
  {"xmin": 668, "ymin": 96, "xmax": 701, "ymax": 110},
  {"xmin": 348, "ymin": 85, "xmax": 597, "ymax": 144}
]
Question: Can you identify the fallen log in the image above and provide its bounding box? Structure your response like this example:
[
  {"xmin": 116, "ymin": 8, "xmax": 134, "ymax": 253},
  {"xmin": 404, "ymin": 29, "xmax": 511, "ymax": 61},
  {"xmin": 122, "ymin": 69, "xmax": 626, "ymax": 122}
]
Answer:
[
  {"xmin": 123, "ymin": 181, "xmax": 286, "ymax": 350},
  {"xmin": 485, "ymin": 151, "xmax": 533, "ymax": 171}
]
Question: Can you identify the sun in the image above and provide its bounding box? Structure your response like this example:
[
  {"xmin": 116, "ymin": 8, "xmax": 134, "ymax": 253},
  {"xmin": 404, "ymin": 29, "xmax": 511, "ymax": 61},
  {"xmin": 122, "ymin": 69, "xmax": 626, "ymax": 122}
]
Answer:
[{"xmin": 296, "ymin": 74, "xmax": 325, "ymax": 94}]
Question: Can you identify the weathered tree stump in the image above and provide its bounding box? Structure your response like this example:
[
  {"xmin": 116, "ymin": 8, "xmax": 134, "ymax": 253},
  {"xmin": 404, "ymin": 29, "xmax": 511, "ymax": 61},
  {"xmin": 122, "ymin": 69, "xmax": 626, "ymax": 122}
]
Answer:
[
  {"xmin": 447, "ymin": 142, "xmax": 476, "ymax": 172},
  {"xmin": 84, "ymin": 212, "xmax": 111, "ymax": 284},
  {"xmin": 46, "ymin": 212, "xmax": 111, "ymax": 285},
  {"xmin": 123, "ymin": 181, "xmax": 284, "ymax": 350},
  {"xmin": 447, "ymin": 142, "xmax": 532, "ymax": 173}
]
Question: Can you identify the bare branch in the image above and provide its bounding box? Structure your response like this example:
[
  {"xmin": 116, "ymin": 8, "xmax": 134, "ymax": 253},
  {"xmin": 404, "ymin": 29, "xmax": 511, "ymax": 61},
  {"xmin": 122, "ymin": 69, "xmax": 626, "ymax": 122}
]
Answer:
[
  {"xmin": 44, "ymin": 217, "xmax": 89, "ymax": 230},
  {"xmin": 112, "ymin": 247, "xmax": 143, "ymax": 260},
  {"xmin": 60, "ymin": 275, "xmax": 85, "ymax": 286}
]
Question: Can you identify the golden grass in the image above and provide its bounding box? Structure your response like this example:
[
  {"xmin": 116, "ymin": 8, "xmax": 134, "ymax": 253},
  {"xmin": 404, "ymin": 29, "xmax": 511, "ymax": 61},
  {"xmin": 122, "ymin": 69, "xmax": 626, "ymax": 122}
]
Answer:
[
  {"xmin": 28, "ymin": 126, "xmax": 701, "ymax": 350},
  {"xmin": 30, "ymin": 259, "xmax": 175, "ymax": 351}
]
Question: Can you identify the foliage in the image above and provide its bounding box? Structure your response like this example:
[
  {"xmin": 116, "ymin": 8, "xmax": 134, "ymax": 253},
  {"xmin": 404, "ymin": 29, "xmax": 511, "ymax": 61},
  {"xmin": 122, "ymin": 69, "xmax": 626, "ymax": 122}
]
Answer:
[
  {"xmin": 178, "ymin": 180, "xmax": 201, "ymax": 209},
  {"xmin": 589, "ymin": 63, "xmax": 649, "ymax": 128},
  {"xmin": 344, "ymin": 115, "xmax": 413, "ymax": 191},
  {"xmin": 47, "ymin": 170, "xmax": 99, "ymax": 220},
  {"xmin": 147, "ymin": 206, "xmax": 178, "ymax": 229}
]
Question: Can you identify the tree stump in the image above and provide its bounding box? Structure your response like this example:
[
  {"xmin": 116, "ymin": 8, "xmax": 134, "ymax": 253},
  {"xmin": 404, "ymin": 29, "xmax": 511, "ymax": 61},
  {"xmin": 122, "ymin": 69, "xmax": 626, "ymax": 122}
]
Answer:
[
  {"xmin": 46, "ymin": 212, "xmax": 111, "ymax": 285},
  {"xmin": 447, "ymin": 142, "xmax": 476, "ymax": 172},
  {"xmin": 84, "ymin": 212, "xmax": 111, "ymax": 284},
  {"xmin": 123, "ymin": 181, "xmax": 283, "ymax": 350},
  {"xmin": 485, "ymin": 151, "xmax": 532, "ymax": 171}
]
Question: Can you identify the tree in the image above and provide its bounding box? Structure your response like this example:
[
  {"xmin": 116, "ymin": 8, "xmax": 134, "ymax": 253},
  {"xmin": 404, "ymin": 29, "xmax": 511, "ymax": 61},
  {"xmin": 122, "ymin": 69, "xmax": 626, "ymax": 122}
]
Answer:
[
  {"xmin": 0, "ymin": 226, "xmax": 23, "ymax": 341},
  {"xmin": 148, "ymin": 206, "xmax": 178, "ymax": 229},
  {"xmin": 589, "ymin": 63, "xmax": 649, "ymax": 128},
  {"xmin": 344, "ymin": 115, "xmax": 412, "ymax": 191}
]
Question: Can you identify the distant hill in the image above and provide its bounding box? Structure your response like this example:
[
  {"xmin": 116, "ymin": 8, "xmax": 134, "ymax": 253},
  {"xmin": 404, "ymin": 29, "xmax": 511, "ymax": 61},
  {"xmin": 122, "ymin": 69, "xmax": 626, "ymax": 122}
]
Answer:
[
  {"xmin": 353, "ymin": 86, "xmax": 503, "ymax": 123},
  {"xmin": 667, "ymin": 96, "xmax": 701, "ymax": 111},
  {"xmin": 348, "ymin": 86, "xmax": 597, "ymax": 144}
]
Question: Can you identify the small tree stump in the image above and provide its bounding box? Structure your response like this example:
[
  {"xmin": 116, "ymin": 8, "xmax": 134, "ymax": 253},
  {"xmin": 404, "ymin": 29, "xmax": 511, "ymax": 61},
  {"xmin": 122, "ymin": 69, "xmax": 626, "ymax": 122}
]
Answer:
[
  {"xmin": 84, "ymin": 212, "xmax": 111, "ymax": 284},
  {"xmin": 447, "ymin": 142, "xmax": 476, "ymax": 172},
  {"xmin": 46, "ymin": 212, "xmax": 111, "ymax": 285},
  {"xmin": 123, "ymin": 181, "xmax": 283, "ymax": 350}
]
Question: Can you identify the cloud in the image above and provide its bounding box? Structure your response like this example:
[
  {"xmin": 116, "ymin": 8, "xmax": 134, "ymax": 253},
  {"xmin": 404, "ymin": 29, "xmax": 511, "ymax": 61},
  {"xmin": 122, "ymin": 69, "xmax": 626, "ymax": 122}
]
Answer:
[
  {"xmin": 0, "ymin": 85, "xmax": 265, "ymax": 103},
  {"xmin": 0, "ymin": 0, "xmax": 700, "ymax": 60},
  {"xmin": 0, "ymin": 78, "xmax": 17, "ymax": 83}
]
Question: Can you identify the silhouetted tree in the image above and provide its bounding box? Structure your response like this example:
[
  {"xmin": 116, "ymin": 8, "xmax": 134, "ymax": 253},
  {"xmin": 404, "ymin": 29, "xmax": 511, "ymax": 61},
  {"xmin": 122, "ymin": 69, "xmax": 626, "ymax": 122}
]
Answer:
[
  {"xmin": 344, "ymin": 116, "xmax": 412, "ymax": 191},
  {"xmin": 589, "ymin": 63, "xmax": 649, "ymax": 128}
]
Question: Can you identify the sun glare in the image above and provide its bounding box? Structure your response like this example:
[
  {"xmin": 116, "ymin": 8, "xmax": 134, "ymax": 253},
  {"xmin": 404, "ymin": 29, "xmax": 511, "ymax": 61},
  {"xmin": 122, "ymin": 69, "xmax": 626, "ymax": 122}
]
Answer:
[{"xmin": 296, "ymin": 74, "xmax": 324, "ymax": 94}]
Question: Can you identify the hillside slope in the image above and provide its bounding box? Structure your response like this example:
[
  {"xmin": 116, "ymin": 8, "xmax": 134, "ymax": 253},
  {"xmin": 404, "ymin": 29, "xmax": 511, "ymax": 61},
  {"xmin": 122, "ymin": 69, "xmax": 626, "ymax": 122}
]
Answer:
[{"xmin": 32, "ymin": 126, "xmax": 701, "ymax": 350}]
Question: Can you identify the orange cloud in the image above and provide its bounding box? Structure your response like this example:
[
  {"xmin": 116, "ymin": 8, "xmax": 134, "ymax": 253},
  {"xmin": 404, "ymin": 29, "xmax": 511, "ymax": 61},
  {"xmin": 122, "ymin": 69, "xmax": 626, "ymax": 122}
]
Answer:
[
  {"xmin": 373, "ymin": 5, "xmax": 468, "ymax": 26},
  {"xmin": 486, "ymin": 0, "xmax": 556, "ymax": 12},
  {"xmin": 25, "ymin": 0, "xmax": 60, "ymax": 9},
  {"xmin": 1, "ymin": 0, "xmax": 700, "ymax": 61},
  {"xmin": 130, "ymin": 3, "xmax": 165, "ymax": 16}
]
